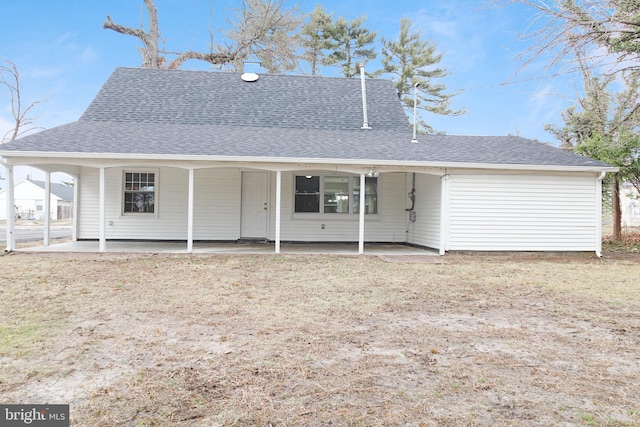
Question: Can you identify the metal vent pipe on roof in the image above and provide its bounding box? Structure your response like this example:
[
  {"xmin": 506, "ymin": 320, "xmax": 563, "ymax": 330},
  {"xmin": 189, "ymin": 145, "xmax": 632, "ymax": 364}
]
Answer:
[
  {"xmin": 411, "ymin": 83, "xmax": 420, "ymax": 143},
  {"xmin": 360, "ymin": 63, "xmax": 371, "ymax": 130},
  {"xmin": 241, "ymin": 60, "xmax": 260, "ymax": 82}
]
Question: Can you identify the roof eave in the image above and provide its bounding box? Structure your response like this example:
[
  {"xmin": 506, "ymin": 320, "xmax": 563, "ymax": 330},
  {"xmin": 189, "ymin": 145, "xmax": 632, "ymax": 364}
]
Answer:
[{"xmin": 0, "ymin": 151, "xmax": 618, "ymax": 173}]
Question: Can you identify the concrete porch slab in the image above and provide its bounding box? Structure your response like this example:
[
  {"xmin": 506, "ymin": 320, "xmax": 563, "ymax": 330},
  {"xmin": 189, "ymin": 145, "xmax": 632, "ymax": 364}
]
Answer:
[{"xmin": 17, "ymin": 240, "xmax": 438, "ymax": 256}]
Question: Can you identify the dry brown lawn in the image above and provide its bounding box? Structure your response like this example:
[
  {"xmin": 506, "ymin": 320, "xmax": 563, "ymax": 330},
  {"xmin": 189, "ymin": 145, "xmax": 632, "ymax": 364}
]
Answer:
[{"xmin": 1, "ymin": 251, "xmax": 639, "ymax": 426}]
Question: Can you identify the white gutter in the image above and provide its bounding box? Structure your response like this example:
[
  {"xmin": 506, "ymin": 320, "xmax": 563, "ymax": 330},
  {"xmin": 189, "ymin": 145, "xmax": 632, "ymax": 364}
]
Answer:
[
  {"xmin": 0, "ymin": 152, "xmax": 619, "ymax": 173},
  {"xmin": 595, "ymin": 171, "xmax": 606, "ymax": 257}
]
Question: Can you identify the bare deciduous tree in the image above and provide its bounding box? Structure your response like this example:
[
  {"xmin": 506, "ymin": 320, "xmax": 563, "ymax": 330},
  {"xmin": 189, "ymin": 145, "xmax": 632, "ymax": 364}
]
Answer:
[
  {"xmin": 1, "ymin": 60, "xmax": 45, "ymax": 143},
  {"xmin": 499, "ymin": 0, "xmax": 640, "ymax": 75},
  {"xmin": 104, "ymin": 0, "xmax": 301, "ymax": 72}
]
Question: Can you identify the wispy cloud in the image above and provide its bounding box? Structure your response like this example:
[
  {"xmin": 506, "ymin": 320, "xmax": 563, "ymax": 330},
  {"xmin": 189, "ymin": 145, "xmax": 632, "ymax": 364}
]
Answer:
[{"xmin": 410, "ymin": 1, "xmax": 497, "ymax": 75}]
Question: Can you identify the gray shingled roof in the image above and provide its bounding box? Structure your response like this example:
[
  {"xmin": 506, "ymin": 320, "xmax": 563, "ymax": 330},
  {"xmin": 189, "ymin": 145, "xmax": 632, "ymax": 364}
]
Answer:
[
  {"xmin": 29, "ymin": 179, "xmax": 74, "ymax": 201},
  {"xmin": 0, "ymin": 67, "xmax": 613, "ymax": 170}
]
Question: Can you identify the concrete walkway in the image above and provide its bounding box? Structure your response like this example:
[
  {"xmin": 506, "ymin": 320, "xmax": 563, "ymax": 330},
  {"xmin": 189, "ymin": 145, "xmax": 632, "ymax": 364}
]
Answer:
[{"xmin": 19, "ymin": 240, "xmax": 438, "ymax": 256}]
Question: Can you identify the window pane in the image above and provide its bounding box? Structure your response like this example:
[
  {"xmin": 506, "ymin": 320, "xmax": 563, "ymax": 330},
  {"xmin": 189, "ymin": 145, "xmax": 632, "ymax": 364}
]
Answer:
[
  {"xmin": 124, "ymin": 172, "xmax": 156, "ymax": 214},
  {"xmin": 295, "ymin": 176, "xmax": 319, "ymax": 193},
  {"xmin": 324, "ymin": 176, "xmax": 349, "ymax": 213},
  {"xmin": 353, "ymin": 177, "xmax": 378, "ymax": 214},
  {"xmin": 295, "ymin": 194, "xmax": 320, "ymax": 212},
  {"xmin": 295, "ymin": 176, "xmax": 320, "ymax": 212}
]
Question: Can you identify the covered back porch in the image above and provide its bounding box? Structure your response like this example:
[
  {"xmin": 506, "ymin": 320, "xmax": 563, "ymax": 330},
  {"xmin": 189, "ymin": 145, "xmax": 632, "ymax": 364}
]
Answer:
[{"xmin": 2, "ymin": 158, "xmax": 447, "ymax": 255}]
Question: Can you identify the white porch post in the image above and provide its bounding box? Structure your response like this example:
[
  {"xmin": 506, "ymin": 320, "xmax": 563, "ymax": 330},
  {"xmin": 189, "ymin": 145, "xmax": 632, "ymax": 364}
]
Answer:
[
  {"xmin": 358, "ymin": 173, "xmax": 365, "ymax": 254},
  {"xmin": 187, "ymin": 168, "xmax": 194, "ymax": 253},
  {"xmin": 439, "ymin": 173, "xmax": 450, "ymax": 256},
  {"xmin": 595, "ymin": 172, "xmax": 606, "ymax": 257},
  {"xmin": 99, "ymin": 167, "xmax": 106, "ymax": 252},
  {"xmin": 72, "ymin": 176, "xmax": 78, "ymax": 241},
  {"xmin": 5, "ymin": 164, "xmax": 16, "ymax": 251},
  {"xmin": 43, "ymin": 171, "xmax": 51, "ymax": 246},
  {"xmin": 275, "ymin": 170, "xmax": 281, "ymax": 254}
]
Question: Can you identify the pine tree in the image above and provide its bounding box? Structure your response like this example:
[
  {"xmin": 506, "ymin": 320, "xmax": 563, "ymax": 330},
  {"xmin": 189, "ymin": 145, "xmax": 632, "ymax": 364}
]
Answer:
[
  {"xmin": 300, "ymin": 5, "xmax": 333, "ymax": 76},
  {"xmin": 376, "ymin": 18, "xmax": 462, "ymax": 133},
  {"xmin": 323, "ymin": 15, "xmax": 377, "ymax": 78}
]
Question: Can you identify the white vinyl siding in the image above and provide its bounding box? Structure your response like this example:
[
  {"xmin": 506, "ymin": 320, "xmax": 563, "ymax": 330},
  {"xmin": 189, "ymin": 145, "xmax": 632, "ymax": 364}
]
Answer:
[
  {"xmin": 78, "ymin": 168, "xmax": 408, "ymax": 242},
  {"xmin": 271, "ymin": 172, "xmax": 407, "ymax": 242},
  {"xmin": 77, "ymin": 167, "xmax": 99, "ymax": 239},
  {"xmin": 194, "ymin": 169, "xmax": 241, "ymax": 240},
  {"xmin": 79, "ymin": 167, "xmax": 242, "ymax": 240},
  {"xmin": 80, "ymin": 167, "xmax": 186, "ymax": 240},
  {"xmin": 406, "ymin": 173, "xmax": 441, "ymax": 249},
  {"xmin": 76, "ymin": 167, "xmax": 599, "ymax": 251},
  {"xmin": 447, "ymin": 172, "xmax": 598, "ymax": 251}
]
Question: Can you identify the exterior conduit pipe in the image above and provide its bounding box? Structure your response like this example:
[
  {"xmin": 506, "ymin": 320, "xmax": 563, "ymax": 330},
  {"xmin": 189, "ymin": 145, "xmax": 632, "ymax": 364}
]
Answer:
[{"xmin": 595, "ymin": 171, "xmax": 606, "ymax": 257}]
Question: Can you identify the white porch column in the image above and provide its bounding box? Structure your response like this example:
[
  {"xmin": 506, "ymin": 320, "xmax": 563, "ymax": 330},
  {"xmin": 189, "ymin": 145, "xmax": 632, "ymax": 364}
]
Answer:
[
  {"xmin": 187, "ymin": 168, "xmax": 194, "ymax": 253},
  {"xmin": 358, "ymin": 173, "xmax": 365, "ymax": 255},
  {"xmin": 72, "ymin": 176, "xmax": 78, "ymax": 241},
  {"xmin": 5, "ymin": 164, "xmax": 16, "ymax": 251},
  {"xmin": 43, "ymin": 171, "xmax": 51, "ymax": 246},
  {"xmin": 99, "ymin": 167, "xmax": 106, "ymax": 252},
  {"xmin": 439, "ymin": 173, "xmax": 450, "ymax": 256},
  {"xmin": 275, "ymin": 170, "xmax": 281, "ymax": 254},
  {"xmin": 595, "ymin": 172, "xmax": 606, "ymax": 257}
]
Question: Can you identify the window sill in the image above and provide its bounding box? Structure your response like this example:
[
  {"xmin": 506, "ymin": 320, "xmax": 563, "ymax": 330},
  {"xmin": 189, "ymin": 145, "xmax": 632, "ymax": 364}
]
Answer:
[{"xmin": 292, "ymin": 213, "xmax": 379, "ymax": 221}]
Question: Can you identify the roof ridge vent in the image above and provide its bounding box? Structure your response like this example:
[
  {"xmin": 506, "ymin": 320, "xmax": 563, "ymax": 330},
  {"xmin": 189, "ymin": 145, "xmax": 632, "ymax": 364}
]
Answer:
[
  {"xmin": 241, "ymin": 72, "xmax": 259, "ymax": 82},
  {"xmin": 241, "ymin": 60, "xmax": 260, "ymax": 82}
]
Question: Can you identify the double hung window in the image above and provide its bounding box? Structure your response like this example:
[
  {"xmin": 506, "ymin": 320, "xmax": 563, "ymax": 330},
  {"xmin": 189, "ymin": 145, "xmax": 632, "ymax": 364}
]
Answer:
[
  {"xmin": 294, "ymin": 175, "xmax": 377, "ymax": 214},
  {"xmin": 123, "ymin": 172, "xmax": 156, "ymax": 213}
]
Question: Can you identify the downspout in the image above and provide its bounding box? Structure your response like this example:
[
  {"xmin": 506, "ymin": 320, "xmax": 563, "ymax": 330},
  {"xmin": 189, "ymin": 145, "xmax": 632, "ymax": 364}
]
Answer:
[
  {"xmin": 595, "ymin": 171, "xmax": 606, "ymax": 257},
  {"xmin": 359, "ymin": 64, "xmax": 371, "ymax": 130}
]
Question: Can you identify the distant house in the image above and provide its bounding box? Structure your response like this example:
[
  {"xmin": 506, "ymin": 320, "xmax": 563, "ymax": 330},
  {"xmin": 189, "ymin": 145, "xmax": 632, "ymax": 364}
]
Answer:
[
  {"xmin": 0, "ymin": 178, "xmax": 74, "ymax": 221},
  {"xmin": 0, "ymin": 67, "xmax": 616, "ymax": 254},
  {"xmin": 621, "ymin": 182, "xmax": 640, "ymax": 227}
]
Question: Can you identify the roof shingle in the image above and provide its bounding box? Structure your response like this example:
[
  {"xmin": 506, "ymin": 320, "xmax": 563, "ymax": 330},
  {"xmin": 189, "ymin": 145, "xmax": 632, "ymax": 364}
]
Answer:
[{"xmin": 0, "ymin": 67, "xmax": 613, "ymax": 170}]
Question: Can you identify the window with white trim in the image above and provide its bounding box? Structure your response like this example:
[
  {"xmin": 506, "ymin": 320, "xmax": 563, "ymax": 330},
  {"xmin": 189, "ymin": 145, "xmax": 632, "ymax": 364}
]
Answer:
[
  {"xmin": 123, "ymin": 172, "xmax": 156, "ymax": 213},
  {"xmin": 294, "ymin": 175, "xmax": 378, "ymax": 214}
]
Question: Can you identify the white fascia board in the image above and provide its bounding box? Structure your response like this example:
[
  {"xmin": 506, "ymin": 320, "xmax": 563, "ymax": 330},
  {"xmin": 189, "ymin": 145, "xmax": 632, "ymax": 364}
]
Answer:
[{"xmin": 0, "ymin": 151, "xmax": 619, "ymax": 173}]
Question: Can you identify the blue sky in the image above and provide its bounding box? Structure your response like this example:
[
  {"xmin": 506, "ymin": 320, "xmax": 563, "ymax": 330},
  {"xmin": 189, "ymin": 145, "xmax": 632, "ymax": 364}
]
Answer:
[{"xmin": 1, "ymin": 0, "xmax": 582, "ymax": 182}]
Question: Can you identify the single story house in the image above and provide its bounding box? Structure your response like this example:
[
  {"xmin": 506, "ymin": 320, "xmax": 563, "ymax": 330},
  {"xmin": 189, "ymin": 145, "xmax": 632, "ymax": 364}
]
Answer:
[
  {"xmin": 0, "ymin": 67, "xmax": 616, "ymax": 254},
  {"xmin": 0, "ymin": 178, "xmax": 74, "ymax": 221}
]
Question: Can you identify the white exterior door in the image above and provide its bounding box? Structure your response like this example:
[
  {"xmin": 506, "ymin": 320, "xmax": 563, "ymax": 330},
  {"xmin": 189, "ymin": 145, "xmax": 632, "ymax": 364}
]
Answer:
[{"xmin": 241, "ymin": 172, "xmax": 268, "ymax": 238}]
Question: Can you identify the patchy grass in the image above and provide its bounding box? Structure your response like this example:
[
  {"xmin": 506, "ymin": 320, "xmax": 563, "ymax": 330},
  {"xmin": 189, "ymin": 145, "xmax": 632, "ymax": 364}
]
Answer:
[
  {"xmin": 603, "ymin": 230, "xmax": 640, "ymax": 254},
  {"xmin": 1, "ymin": 252, "xmax": 640, "ymax": 426}
]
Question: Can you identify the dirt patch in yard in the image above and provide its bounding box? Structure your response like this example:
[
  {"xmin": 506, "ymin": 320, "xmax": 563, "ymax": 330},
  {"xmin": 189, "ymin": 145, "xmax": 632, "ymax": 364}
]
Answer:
[{"xmin": 1, "ymin": 252, "xmax": 639, "ymax": 426}]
